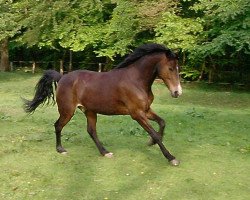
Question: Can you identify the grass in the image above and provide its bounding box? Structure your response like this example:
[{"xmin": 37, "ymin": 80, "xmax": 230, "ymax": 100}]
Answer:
[{"xmin": 0, "ymin": 71, "xmax": 250, "ymax": 200}]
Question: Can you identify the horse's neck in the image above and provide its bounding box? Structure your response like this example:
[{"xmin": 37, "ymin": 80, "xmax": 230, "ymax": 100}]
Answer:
[{"xmin": 130, "ymin": 55, "xmax": 160, "ymax": 90}]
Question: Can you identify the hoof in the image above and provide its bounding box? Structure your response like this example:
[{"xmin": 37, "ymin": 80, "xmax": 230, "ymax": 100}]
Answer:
[
  {"xmin": 170, "ymin": 159, "xmax": 180, "ymax": 166},
  {"xmin": 104, "ymin": 152, "xmax": 113, "ymax": 158},
  {"xmin": 56, "ymin": 147, "xmax": 67, "ymax": 154}
]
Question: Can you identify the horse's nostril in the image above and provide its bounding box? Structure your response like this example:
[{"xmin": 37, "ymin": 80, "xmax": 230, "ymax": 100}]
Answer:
[{"xmin": 171, "ymin": 91, "xmax": 179, "ymax": 98}]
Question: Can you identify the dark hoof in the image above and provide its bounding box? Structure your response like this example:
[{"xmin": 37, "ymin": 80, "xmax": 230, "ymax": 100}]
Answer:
[
  {"xmin": 169, "ymin": 159, "xmax": 180, "ymax": 166},
  {"xmin": 56, "ymin": 146, "xmax": 67, "ymax": 154}
]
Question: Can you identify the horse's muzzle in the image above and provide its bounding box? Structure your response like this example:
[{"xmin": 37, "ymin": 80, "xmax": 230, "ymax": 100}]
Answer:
[
  {"xmin": 171, "ymin": 91, "xmax": 180, "ymax": 98},
  {"xmin": 167, "ymin": 83, "xmax": 182, "ymax": 98},
  {"xmin": 171, "ymin": 85, "xmax": 182, "ymax": 98}
]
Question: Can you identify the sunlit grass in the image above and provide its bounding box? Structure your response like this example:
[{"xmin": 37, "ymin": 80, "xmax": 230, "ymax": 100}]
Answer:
[{"xmin": 0, "ymin": 72, "xmax": 249, "ymax": 199}]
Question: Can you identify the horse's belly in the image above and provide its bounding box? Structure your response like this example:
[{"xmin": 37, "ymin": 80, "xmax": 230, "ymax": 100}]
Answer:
[
  {"xmin": 88, "ymin": 101, "xmax": 129, "ymax": 115},
  {"xmin": 76, "ymin": 76, "xmax": 129, "ymax": 115},
  {"xmin": 79, "ymin": 93, "xmax": 128, "ymax": 115}
]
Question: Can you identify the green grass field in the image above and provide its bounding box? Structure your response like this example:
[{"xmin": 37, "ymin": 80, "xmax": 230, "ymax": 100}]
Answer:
[{"xmin": 0, "ymin": 72, "xmax": 250, "ymax": 200}]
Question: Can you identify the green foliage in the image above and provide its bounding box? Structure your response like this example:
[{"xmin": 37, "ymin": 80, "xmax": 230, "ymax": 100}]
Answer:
[
  {"xmin": 180, "ymin": 66, "xmax": 201, "ymax": 81},
  {"xmin": 154, "ymin": 11, "xmax": 203, "ymax": 51},
  {"xmin": 192, "ymin": 0, "xmax": 250, "ymax": 57},
  {"xmin": 0, "ymin": 0, "xmax": 22, "ymax": 40},
  {"xmin": 177, "ymin": 0, "xmax": 250, "ymax": 82},
  {"xmin": 137, "ymin": 0, "xmax": 177, "ymax": 32},
  {"xmin": 16, "ymin": 0, "xmax": 105, "ymax": 50},
  {"xmin": 95, "ymin": 1, "xmax": 139, "ymax": 59},
  {"xmin": 96, "ymin": 0, "xmax": 179, "ymax": 59},
  {"xmin": 0, "ymin": 0, "xmax": 249, "ymax": 82}
]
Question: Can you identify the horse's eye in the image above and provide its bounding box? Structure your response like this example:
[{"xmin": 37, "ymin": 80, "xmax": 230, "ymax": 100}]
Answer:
[{"xmin": 169, "ymin": 68, "xmax": 174, "ymax": 72}]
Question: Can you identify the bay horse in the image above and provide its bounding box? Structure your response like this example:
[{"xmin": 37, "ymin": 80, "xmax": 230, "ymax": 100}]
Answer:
[{"xmin": 24, "ymin": 43, "xmax": 182, "ymax": 166}]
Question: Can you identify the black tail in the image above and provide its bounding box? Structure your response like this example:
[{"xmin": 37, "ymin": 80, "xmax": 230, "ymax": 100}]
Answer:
[{"xmin": 23, "ymin": 70, "xmax": 62, "ymax": 113}]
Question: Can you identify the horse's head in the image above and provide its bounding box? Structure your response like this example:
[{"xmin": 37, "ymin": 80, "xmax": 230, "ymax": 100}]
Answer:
[{"xmin": 157, "ymin": 55, "xmax": 182, "ymax": 98}]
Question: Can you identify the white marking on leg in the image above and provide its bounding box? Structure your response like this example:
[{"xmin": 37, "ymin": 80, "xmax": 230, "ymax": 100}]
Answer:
[
  {"xmin": 170, "ymin": 159, "xmax": 180, "ymax": 166},
  {"xmin": 104, "ymin": 152, "xmax": 113, "ymax": 158}
]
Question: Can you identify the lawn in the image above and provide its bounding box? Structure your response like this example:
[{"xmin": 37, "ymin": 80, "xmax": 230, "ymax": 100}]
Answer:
[{"xmin": 0, "ymin": 72, "xmax": 249, "ymax": 200}]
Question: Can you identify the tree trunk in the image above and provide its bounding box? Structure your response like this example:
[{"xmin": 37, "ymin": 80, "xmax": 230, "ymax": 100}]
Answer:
[
  {"xmin": 208, "ymin": 69, "xmax": 213, "ymax": 83},
  {"xmin": 198, "ymin": 62, "xmax": 206, "ymax": 81},
  {"xmin": 104, "ymin": 57, "xmax": 113, "ymax": 71},
  {"xmin": 0, "ymin": 38, "xmax": 10, "ymax": 72},
  {"xmin": 59, "ymin": 60, "xmax": 64, "ymax": 74},
  {"xmin": 182, "ymin": 52, "xmax": 186, "ymax": 66},
  {"xmin": 69, "ymin": 50, "xmax": 72, "ymax": 72},
  {"xmin": 208, "ymin": 56, "xmax": 216, "ymax": 83}
]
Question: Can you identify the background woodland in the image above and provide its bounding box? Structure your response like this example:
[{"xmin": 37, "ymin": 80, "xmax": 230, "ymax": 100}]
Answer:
[{"xmin": 0, "ymin": 0, "xmax": 249, "ymax": 83}]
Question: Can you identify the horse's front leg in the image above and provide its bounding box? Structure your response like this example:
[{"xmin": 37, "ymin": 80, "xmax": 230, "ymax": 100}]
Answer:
[
  {"xmin": 146, "ymin": 108, "xmax": 165, "ymax": 146},
  {"xmin": 84, "ymin": 111, "xmax": 113, "ymax": 158},
  {"xmin": 131, "ymin": 110, "xmax": 179, "ymax": 166}
]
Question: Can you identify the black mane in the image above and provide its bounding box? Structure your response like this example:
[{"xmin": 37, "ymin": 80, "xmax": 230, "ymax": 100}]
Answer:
[{"xmin": 116, "ymin": 43, "xmax": 176, "ymax": 69}]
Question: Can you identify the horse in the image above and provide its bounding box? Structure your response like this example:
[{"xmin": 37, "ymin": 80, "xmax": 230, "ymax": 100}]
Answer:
[{"xmin": 24, "ymin": 43, "xmax": 182, "ymax": 166}]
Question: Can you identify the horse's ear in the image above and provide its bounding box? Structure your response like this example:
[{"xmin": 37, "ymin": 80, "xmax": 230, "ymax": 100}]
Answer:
[{"xmin": 173, "ymin": 49, "xmax": 180, "ymax": 60}]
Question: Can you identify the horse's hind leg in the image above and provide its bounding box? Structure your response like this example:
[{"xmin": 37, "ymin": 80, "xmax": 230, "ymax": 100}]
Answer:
[
  {"xmin": 84, "ymin": 111, "xmax": 112, "ymax": 157},
  {"xmin": 147, "ymin": 108, "xmax": 165, "ymax": 146},
  {"xmin": 54, "ymin": 111, "xmax": 74, "ymax": 154}
]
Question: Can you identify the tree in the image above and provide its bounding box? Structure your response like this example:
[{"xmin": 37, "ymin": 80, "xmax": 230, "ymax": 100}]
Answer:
[
  {"xmin": 94, "ymin": 0, "xmax": 139, "ymax": 59},
  {"xmin": 16, "ymin": 0, "xmax": 104, "ymax": 49},
  {"xmin": 154, "ymin": 11, "xmax": 203, "ymax": 51},
  {"xmin": 0, "ymin": 38, "xmax": 10, "ymax": 71},
  {"xmin": 8, "ymin": 0, "xmax": 107, "ymax": 71},
  {"xmin": 0, "ymin": 0, "xmax": 21, "ymax": 71},
  {"xmin": 1, "ymin": 0, "xmax": 180, "ymax": 70},
  {"xmin": 153, "ymin": 0, "xmax": 250, "ymax": 82},
  {"xmin": 154, "ymin": 6, "xmax": 203, "ymax": 80},
  {"xmin": 95, "ymin": 0, "xmax": 178, "ymax": 60},
  {"xmin": 190, "ymin": 0, "xmax": 250, "ymax": 82},
  {"xmin": 2, "ymin": 0, "xmax": 248, "ymax": 83},
  {"xmin": 192, "ymin": 0, "xmax": 250, "ymax": 56}
]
